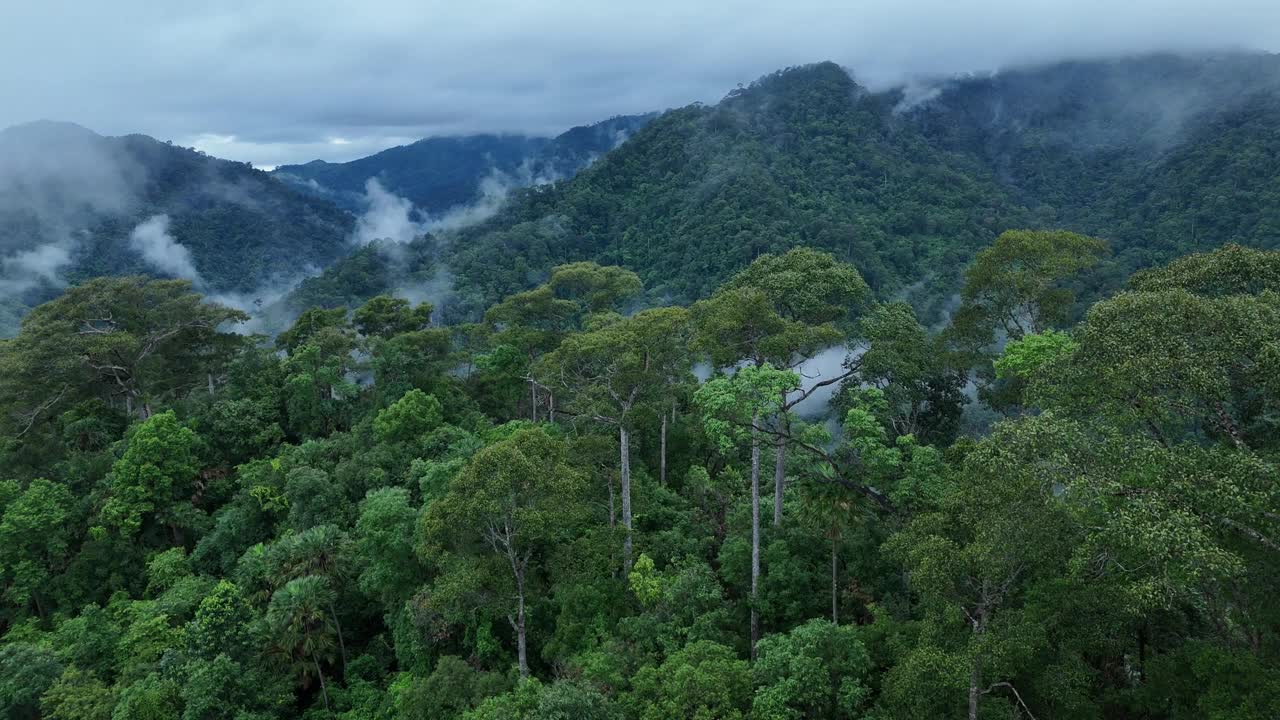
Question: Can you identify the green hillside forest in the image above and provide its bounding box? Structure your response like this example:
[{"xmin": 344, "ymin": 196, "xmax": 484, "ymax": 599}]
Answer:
[
  {"xmin": 290, "ymin": 55, "xmax": 1280, "ymax": 325},
  {"xmin": 2, "ymin": 52, "xmax": 1280, "ymax": 720}
]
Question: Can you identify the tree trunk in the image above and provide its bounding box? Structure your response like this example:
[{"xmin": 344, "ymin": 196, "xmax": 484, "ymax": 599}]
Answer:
[
  {"xmin": 514, "ymin": 570, "xmax": 529, "ymax": 678},
  {"xmin": 968, "ymin": 658, "xmax": 981, "ymax": 720},
  {"xmin": 620, "ymin": 425, "xmax": 633, "ymax": 574},
  {"xmin": 659, "ymin": 412, "xmax": 668, "ymax": 485},
  {"xmin": 549, "ymin": 392, "xmax": 555, "ymax": 424},
  {"xmin": 773, "ymin": 438, "xmax": 786, "ymax": 527},
  {"xmin": 314, "ymin": 657, "xmax": 331, "ymax": 711},
  {"xmin": 207, "ymin": 372, "xmax": 215, "ymax": 395},
  {"xmin": 831, "ymin": 534, "xmax": 838, "ymax": 624},
  {"xmin": 608, "ymin": 473, "xmax": 616, "ymax": 528},
  {"xmin": 750, "ymin": 419, "xmax": 761, "ymax": 658},
  {"xmin": 968, "ymin": 606, "xmax": 987, "ymax": 720},
  {"xmin": 530, "ymin": 380, "xmax": 538, "ymax": 422},
  {"xmin": 329, "ymin": 603, "xmax": 348, "ymax": 673}
]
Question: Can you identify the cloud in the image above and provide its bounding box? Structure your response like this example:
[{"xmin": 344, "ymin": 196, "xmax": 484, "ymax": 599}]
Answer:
[
  {"xmin": 1, "ymin": 2, "xmax": 1275, "ymax": 166},
  {"xmin": 0, "ymin": 120, "xmax": 145, "ymax": 300},
  {"xmin": 0, "ymin": 242, "xmax": 73, "ymax": 299},
  {"xmin": 129, "ymin": 214, "xmax": 204, "ymax": 285},
  {"xmin": 352, "ymin": 178, "xmax": 423, "ymax": 246},
  {"xmin": 352, "ymin": 161, "xmax": 564, "ymax": 246}
]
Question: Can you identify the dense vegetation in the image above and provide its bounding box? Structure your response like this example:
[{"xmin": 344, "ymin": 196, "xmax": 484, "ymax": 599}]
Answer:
[
  {"xmin": 2, "ymin": 232, "xmax": 1277, "ymax": 719},
  {"xmin": 290, "ymin": 53, "xmax": 1280, "ymax": 326},
  {"xmin": 272, "ymin": 115, "xmax": 654, "ymax": 214}
]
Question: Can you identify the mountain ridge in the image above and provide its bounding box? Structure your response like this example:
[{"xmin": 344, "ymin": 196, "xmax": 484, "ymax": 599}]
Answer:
[
  {"xmin": 272, "ymin": 114, "xmax": 655, "ymax": 215},
  {"xmin": 287, "ymin": 52, "xmax": 1280, "ymax": 323}
]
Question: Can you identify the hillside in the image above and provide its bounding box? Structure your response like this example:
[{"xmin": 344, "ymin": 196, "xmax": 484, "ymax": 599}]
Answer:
[
  {"xmin": 290, "ymin": 52, "xmax": 1280, "ymax": 324},
  {"xmin": 0, "ymin": 121, "xmax": 354, "ymax": 331},
  {"xmin": 272, "ymin": 114, "xmax": 654, "ymax": 214}
]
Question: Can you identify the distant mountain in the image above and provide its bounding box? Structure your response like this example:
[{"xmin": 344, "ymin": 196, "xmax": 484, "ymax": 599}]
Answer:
[
  {"xmin": 289, "ymin": 52, "xmax": 1280, "ymax": 323},
  {"xmin": 272, "ymin": 114, "xmax": 655, "ymax": 214},
  {"xmin": 0, "ymin": 120, "xmax": 354, "ymax": 331}
]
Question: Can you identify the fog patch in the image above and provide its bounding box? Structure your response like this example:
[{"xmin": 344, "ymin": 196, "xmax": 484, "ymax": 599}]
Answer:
[
  {"xmin": 129, "ymin": 214, "xmax": 203, "ymax": 285},
  {"xmin": 205, "ymin": 264, "xmax": 324, "ymax": 335},
  {"xmin": 352, "ymin": 178, "xmax": 423, "ymax": 246},
  {"xmin": 392, "ymin": 265, "xmax": 456, "ymax": 324},
  {"xmin": 789, "ymin": 345, "xmax": 865, "ymax": 418}
]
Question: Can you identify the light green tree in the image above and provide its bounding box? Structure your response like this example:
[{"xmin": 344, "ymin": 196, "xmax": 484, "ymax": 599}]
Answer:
[{"xmin": 419, "ymin": 427, "xmax": 589, "ymax": 677}]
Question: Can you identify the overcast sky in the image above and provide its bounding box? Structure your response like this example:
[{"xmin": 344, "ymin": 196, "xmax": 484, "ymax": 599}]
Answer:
[{"xmin": 3, "ymin": 1, "xmax": 1278, "ymax": 168}]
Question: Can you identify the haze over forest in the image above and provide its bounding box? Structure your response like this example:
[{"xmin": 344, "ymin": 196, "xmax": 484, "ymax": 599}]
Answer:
[{"xmin": 1, "ymin": 4, "xmax": 1280, "ymax": 720}]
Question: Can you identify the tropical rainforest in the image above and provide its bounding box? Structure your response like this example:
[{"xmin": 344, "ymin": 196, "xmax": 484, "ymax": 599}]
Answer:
[
  {"xmin": 1, "ymin": 231, "xmax": 1278, "ymax": 719},
  {"xmin": 1, "ymin": 52, "xmax": 1280, "ymax": 720}
]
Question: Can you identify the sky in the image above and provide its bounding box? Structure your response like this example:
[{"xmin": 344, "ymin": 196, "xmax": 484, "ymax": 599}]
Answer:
[{"xmin": 3, "ymin": 1, "xmax": 1279, "ymax": 168}]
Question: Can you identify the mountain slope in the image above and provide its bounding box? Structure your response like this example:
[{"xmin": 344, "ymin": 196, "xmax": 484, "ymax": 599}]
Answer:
[
  {"xmin": 272, "ymin": 114, "xmax": 654, "ymax": 214},
  {"xmin": 290, "ymin": 52, "xmax": 1280, "ymax": 323},
  {"xmin": 291, "ymin": 62, "xmax": 1027, "ymax": 319},
  {"xmin": 0, "ymin": 121, "xmax": 354, "ymax": 329}
]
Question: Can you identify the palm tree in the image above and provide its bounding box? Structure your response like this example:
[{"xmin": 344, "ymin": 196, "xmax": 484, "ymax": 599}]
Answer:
[
  {"xmin": 798, "ymin": 468, "xmax": 858, "ymax": 624},
  {"xmin": 266, "ymin": 575, "xmax": 338, "ymax": 711},
  {"xmin": 275, "ymin": 525, "xmax": 350, "ymax": 670}
]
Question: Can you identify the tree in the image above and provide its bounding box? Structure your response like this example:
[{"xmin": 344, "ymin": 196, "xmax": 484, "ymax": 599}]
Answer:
[
  {"xmin": 752, "ymin": 619, "xmax": 872, "ymax": 719},
  {"xmin": 858, "ymin": 301, "xmax": 965, "ymax": 442},
  {"xmin": 40, "ymin": 667, "xmax": 116, "ymax": 720},
  {"xmin": 185, "ymin": 580, "xmax": 255, "ymax": 661},
  {"xmin": 950, "ymin": 229, "xmax": 1107, "ymax": 344},
  {"xmin": 372, "ymin": 389, "xmax": 444, "ymax": 444},
  {"xmin": 354, "ymin": 487, "xmax": 424, "ymax": 611},
  {"xmin": 463, "ymin": 678, "xmax": 620, "ymax": 720},
  {"xmin": 353, "ymin": 294, "xmax": 432, "ymax": 338},
  {"xmin": 1032, "ymin": 286, "xmax": 1280, "ymax": 453},
  {"xmin": 265, "ymin": 575, "xmax": 339, "ymax": 711},
  {"xmin": 547, "ymin": 261, "xmax": 643, "ymax": 316},
  {"xmin": 0, "ymin": 277, "xmax": 247, "ymax": 432},
  {"xmin": 626, "ymin": 640, "xmax": 751, "ymax": 720},
  {"xmin": 419, "ymin": 427, "xmax": 589, "ymax": 677},
  {"xmin": 99, "ymin": 411, "xmax": 203, "ymax": 545},
  {"xmin": 484, "ymin": 286, "xmax": 576, "ymax": 421},
  {"xmin": 884, "ymin": 418, "xmax": 1082, "ymax": 720},
  {"xmin": 538, "ymin": 307, "xmax": 691, "ymax": 573},
  {"xmin": 0, "ymin": 478, "xmax": 75, "ymax": 617},
  {"xmin": 695, "ymin": 363, "xmax": 797, "ymax": 653},
  {"xmin": 0, "ymin": 642, "xmax": 62, "ymax": 720},
  {"xmin": 693, "ymin": 248, "xmax": 870, "ymax": 528}
]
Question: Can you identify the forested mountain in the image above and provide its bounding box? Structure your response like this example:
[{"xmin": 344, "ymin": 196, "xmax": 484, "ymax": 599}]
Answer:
[
  {"xmin": 0, "ymin": 121, "xmax": 354, "ymax": 332},
  {"xmin": 272, "ymin": 114, "xmax": 654, "ymax": 214},
  {"xmin": 291, "ymin": 52, "xmax": 1280, "ymax": 324},
  {"xmin": 2, "ymin": 51, "xmax": 1280, "ymax": 720}
]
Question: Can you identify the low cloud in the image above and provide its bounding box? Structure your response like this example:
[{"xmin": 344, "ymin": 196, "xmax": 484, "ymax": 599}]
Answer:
[
  {"xmin": 352, "ymin": 160, "xmax": 566, "ymax": 246},
  {"xmin": 352, "ymin": 178, "xmax": 423, "ymax": 246},
  {"xmin": 0, "ymin": 241, "xmax": 74, "ymax": 299},
  {"xmin": 129, "ymin": 214, "xmax": 204, "ymax": 285}
]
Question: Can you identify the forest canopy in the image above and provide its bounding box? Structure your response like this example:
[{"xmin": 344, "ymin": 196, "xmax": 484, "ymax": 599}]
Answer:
[{"xmin": 1, "ymin": 234, "xmax": 1277, "ymax": 720}]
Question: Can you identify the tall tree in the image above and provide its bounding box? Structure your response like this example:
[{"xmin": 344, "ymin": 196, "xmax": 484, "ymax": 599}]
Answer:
[
  {"xmin": 537, "ymin": 307, "xmax": 691, "ymax": 573},
  {"xmin": 695, "ymin": 363, "xmax": 798, "ymax": 654},
  {"xmin": 419, "ymin": 427, "xmax": 588, "ymax": 677},
  {"xmin": 0, "ymin": 277, "xmax": 247, "ymax": 433},
  {"xmin": 98, "ymin": 410, "xmax": 203, "ymax": 546},
  {"xmin": 692, "ymin": 248, "xmax": 870, "ymax": 527}
]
